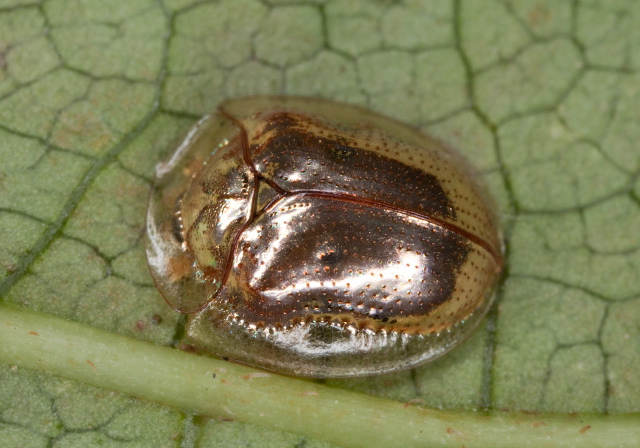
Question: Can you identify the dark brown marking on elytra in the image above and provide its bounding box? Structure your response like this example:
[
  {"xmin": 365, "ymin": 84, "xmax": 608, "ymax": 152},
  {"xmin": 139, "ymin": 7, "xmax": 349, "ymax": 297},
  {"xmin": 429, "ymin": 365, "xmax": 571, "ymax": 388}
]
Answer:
[
  {"xmin": 250, "ymin": 118, "xmax": 456, "ymax": 220},
  {"xmin": 261, "ymin": 111, "xmax": 300, "ymax": 135},
  {"xmin": 212, "ymin": 105, "xmax": 494, "ymax": 330},
  {"xmin": 226, "ymin": 196, "xmax": 471, "ymax": 326}
]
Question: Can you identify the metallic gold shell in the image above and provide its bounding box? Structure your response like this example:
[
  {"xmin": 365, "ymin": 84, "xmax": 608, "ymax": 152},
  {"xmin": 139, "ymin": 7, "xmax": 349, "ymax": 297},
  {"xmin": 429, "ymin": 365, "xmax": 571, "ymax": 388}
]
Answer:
[{"xmin": 146, "ymin": 96, "xmax": 503, "ymax": 377}]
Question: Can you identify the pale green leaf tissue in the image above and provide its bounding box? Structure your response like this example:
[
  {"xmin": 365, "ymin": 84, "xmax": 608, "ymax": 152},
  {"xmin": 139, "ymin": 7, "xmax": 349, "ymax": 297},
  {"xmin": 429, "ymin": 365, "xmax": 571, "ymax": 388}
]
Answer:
[{"xmin": 0, "ymin": 0, "xmax": 639, "ymax": 447}]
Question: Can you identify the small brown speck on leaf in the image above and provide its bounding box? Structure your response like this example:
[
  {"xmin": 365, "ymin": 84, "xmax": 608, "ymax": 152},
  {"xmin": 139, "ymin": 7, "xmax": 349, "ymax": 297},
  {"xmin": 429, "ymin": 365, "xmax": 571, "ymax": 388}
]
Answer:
[
  {"xmin": 403, "ymin": 398, "xmax": 426, "ymax": 408},
  {"xmin": 579, "ymin": 425, "xmax": 592, "ymax": 434},
  {"xmin": 528, "ymin": 5, "xmax": 551, "ymax": 27},
  {"xmin": 178, "ymin": 343, "xmax": 198, "ymax": 353}
]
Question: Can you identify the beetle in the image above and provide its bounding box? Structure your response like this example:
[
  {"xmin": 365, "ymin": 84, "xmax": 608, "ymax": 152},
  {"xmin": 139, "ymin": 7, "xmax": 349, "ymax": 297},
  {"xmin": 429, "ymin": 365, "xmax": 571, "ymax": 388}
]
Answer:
[{"xmin": 146, "ymin": 96, "xmax": 504, "ymax": 378}]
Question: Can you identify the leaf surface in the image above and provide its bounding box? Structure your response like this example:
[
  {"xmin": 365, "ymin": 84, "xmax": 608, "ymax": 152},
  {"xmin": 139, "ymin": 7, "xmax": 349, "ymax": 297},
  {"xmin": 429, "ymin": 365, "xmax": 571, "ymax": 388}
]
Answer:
[{"xmin": 0, "ymin": 0, "xmax": 639, "ymax": 446}]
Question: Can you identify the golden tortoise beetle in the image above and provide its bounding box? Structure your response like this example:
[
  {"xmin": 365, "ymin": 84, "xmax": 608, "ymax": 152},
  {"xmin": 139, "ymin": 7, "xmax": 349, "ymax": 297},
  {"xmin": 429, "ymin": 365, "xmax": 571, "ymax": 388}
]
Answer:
[{"xmin": 146, "ymin": 96, "xmax": 504, "ymax": 378}]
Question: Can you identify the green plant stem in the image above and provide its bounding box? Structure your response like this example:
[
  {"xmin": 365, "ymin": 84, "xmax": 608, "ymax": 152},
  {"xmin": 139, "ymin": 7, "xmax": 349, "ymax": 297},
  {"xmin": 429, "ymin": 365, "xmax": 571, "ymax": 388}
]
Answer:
[{"xmin": 0, "ymin": 303, "xmax": 637, "ymax": 448}]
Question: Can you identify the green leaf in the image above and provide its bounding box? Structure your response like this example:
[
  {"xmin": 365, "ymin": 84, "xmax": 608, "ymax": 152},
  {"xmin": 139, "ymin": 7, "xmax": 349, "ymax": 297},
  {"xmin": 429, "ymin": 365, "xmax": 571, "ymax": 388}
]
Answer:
[{"xmin": 0, "ymin": 0, "xmax": 638, "ymax": 447}]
